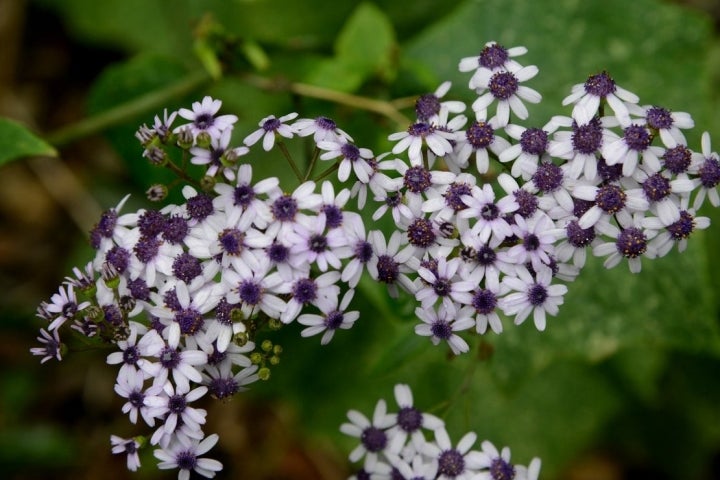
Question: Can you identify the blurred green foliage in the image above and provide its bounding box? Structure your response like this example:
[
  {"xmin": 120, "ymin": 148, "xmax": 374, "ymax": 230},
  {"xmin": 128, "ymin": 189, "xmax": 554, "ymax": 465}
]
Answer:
[{"xmin": 11, "ymin": 0, "xmax": 720, "ymax": 478}]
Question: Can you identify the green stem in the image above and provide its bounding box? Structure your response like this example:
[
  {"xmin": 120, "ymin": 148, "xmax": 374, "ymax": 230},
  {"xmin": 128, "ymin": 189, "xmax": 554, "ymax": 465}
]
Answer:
[
  {"xmin": 277, "ymin": 140, "xmax": 303, "ymax": 182},
  {"xmin": 314, "ymin": 160, "xmax": 341, "ymax": 182},
  {"xmin": 46, "ymin": 70, "xmax": 211, "ymax": 148},
  {"xmin": 303, "ymin": 147, "xmax": 320, "ymax": 182}
]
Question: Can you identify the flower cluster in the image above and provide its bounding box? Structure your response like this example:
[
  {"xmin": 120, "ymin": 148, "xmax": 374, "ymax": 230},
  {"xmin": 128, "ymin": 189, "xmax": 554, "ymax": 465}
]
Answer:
[
  {"xmin": 341, "ymin": 384, "xmax": 541, "ymax": 480},
  {"xmin": 30, "ymin": 40, "xmax": 720, "ymax": 478}
]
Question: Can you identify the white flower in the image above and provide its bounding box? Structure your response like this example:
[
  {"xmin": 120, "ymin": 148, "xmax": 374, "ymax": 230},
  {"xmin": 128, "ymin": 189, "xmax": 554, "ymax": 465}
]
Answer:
[
  {"xmin": 292, "ymin": 115, "xmax": 353, "ymax": 143},
  {"xmin": 414, "ymin": 303, "xmax": 474, "ymax": 355},
  {"xmin": 414, "ymin": 80, "xmax": 466, "ymax": 124},
  {"xmin": 458, "ymin": 182, "xmax": 517, "ymax": 247},
  {"xmin": 415, "ymin": 257, "xmax": 475, "ymax": 310},
  {"xmin": 471, "ymin": 65, "xmax": 541, "ymax": 126},
  {"xmin": 111, "ymin": 436, "xmax": 142, "ymax": 472},
  {"xmin": 45, "ymin": 284, "xmax": 91, "ymax": 331},
  {"xmin": 691, "ymin": 132, "xmax": 720, "ymax": 210},
  {"xmin": 114, "ymin": 367, "xmax": 164, "ymax": 427},
  {"xmin": 388, "ymin": 122, "xmax": 455, "ymax": 165},
  {"xmin": 317, "ymin": 139, "xmax": 375, "ymax": 183},
  {"xmin": 175, "ymin": 96, "xmax": 237, "ymax": 141},
  {"xmin": 561, "ymin": 71, "xmax": 639, "ymax": 126},
  {"xmin": 30, "ymin": 328, "xmax": 62, "ymax": 363},
  {"xmin": 423, "ymin": 428, "xmax": 485, "ymax": 480},
  {"xmin": 592, "ymin": 219, "xmax": 657, "ymax": 273},
  {"xmin": 367, "ymin": 230, "xmax": 417, "ymax": 297},
  {"xmin": 154, "ymin": 433, "xmax": 223, "ymax": 480},
  {"xmin": 630, "ymin": 104, "xmax": 694, "ymax": 148},
  {"xmin": 452, "ymin": 119, "xmax": 511, "ymax": 174},
  {"xmin": 340, "ymin": 399, "xmax": 397, "ymax": 472},
  {"xmin": 150, "ymin": 382, "xmax": 208, "ymax": 445},
  {"xmin": 298, "ymin": 289, "xmax": 359, "ymax": 344},
  {"xmin": 500, "ymin": 266, "xmax": 567, "ymax": 331},
  {"xmin": 459, "ymin": 41, "xmax": 528, "ymax": 89},
  {"xmin": 385, "ymin": 383, "xmax": 444, "ymax": 453},
  {"xmin": 189, "ymin": 128, "xmax": 249, "ymax": 181},
  {"xmin": 243, "ymin": 112, "xmax": 298, "ymax": 151}
]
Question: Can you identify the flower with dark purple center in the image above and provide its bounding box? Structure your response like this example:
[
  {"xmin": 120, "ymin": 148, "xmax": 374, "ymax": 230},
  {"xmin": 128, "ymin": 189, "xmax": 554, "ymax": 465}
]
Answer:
[
  {"xmin": 490, "ymin": 457, "xmax": 516, "ymax": 480},
  {"xmin": 595, "ymin": 184, "xmax": 626, "ymax": 213},
  {"xmin": 642, "ymin": 173, "xmax": 672, "ymax": 202},
  {"xmin": 138, "ymin": 210, "xmax": 166, "ymax": 237},
  {"xmin": 662, "ymin": 145, "xmax": 692, "ymax": 174},
  {"xmin": 159, "ymin": 346, "xmax": 180, "ymax": 370},
  {"xmin": 207, "ymin": 347, "xmax": 226, "ymax": 366},
  {"xmin": 523, "ymin": 234, "xmax": 540, "ymax": 251},
  {"xmin": 309, "ymin": 234, "xmax": 328, "ymax": 254},
  {"xmin": 432, "ymin": 278, "xmax": 452, "ymax": 298},
  {"xmin": 267, "ymin": 242, "xmax": 290, "ymax": 264},
  {"xmin": 134, "ymin": 236, "xmax": 161, "ymax": 263},
  {"xmin": 385, "ymin": 193, "xmax": 402, "ymax": 208},
  {"xmin": 354, "ymin": 241, "xmax": 373, "ymax": 263},
  {"xmin": 513, "ymin": 189, "xmax": 539, "ymax": 218},
  {"xmin": 128, "ymin": 390, "xmax": 145, "ymax": 409},
  {"xmin": 175, "ymin": 307, "xmax": 204, "ymax": 335},
  {"xmin": 361, "ymin": 426, "xmax": 387, "ymax": 453},
  {"xmin": 415, "ymin": 93, "xmax": 441, "ymax": 121},
  {"xmin": 407, "ymin": 122, "xmax": 434, "ymax": 138},
  {"xmin": 324, "ymin": 311, "xmax": 344, "ymax": 330},
  {"xmin": 479, "ymin": 43, "xmax": 508, "ymax": 69},
  {"xmin": 407, "ymin": 218, "xmax": 436, "ymax": 248},
  {"xmin": 397, "ymin": 406, "xmax": 423, "ymax": 432},
  {"xmin": 233, "ymin": 184, "xmax": 256, "ymax": 208},
  {"xmin": 341, "ymin": 143, "xmax": 361, "ymax": 161},
  {"xmin": 404, "ymin": 166, "xmax": 432, "ymax": 194},
  {"xmin": 186, "ymin": 193, "xmax": 214, "ymax": 221},
  {"xmin": 168, "ymin": 393, "xmax": 187, "ymax": 414},
  {"xmin": 489, "ymin": 71, "xmax": 519, "ymax": 100},
  {"xmin": 219, "ymin": 228, "xmax": 245, "ymax": 255},
  {"xmin": 176, "ymin": 451, "xmax": 197, "ymax": 471},
  {"xmin": 475, "ymin": 245, "xmax": 497, "ymax": 266},
  {"xmin": 667, "ymin": 211, "xmax": 695, "ymax": 240},
  {"xmin": 431, "ymin": 320, "xmax": 452, "ymax": 340},
  {"xmin": 194, "ymin": 113, "xmax": 213, "ymax": 130},
  {"xmin": 616, "ymin": 227, "xmax": 647, "ymax": 258},
  {"xmin": 699, "ymin": 157, "xmax": 720, "ymax": 188},
  {"xmin": 164, "ymin": 288, "xmax": 182, "ymax": 311},
  {"xmin": 209, "ymin": 377, "xmax": 239, "ymax": 399},
  {"xmin": 105, "ymin": 245, "xmax": 130, "ymax": 273},
  {"xmin": 172, "ymin": 253, "xmax": 202, "ymax": 283},
  {"xmin": 532, "ymin": 162, "xmax": 563, "ymax": 193},
  {"xmin": 438, "ymin": 449, "xmax": 465, "ymax": 477},
  {"xmin": 355, "ymin": 469, "xmax": 371, "ymax": 480},
  {"xmin": 96, "ymin": 209, "xmax": 118, "ymax": 237},
  {"xmin": 238, "ymin": 280, "xmax": 262, "ymax": 305},
  {"xmin": 103, "ymin": 304, "xmax": 123, "ymax": 327},
  {"xmin": 164, "ymin": 215, "xmax": 189, "ymax": 244},
  {"xmin": 472, "ymin": 289, "xmax": 497, "ymax": 314},
  {"xmin": 597, "ymin": 156, "xmax": 623, "ymax": 182},
  {"xmin": 481, "ymin": 203, "xmax": 500, "ymax": 221},
  {"xmin": 623, "ymin": 124, "xmax": 651, "ymax": 151},
  {"xmin": 316, "ymin": 116, "xmax": 336, "ymax": 131},
  {"xmin": 646, "ymin": 106, "xmax": 674, "ymax": 130},
  {"xmin": 376, "ymin": 255, "xmax": 399, "ymax": 284},
  {"xmin": 444, "ymin": 182, "xmax": 472, "ymax": 211},
  {"xmin": 528, "ymin": 284, "xmax": 548, "ymax": 306},
  {"xmin": 215, "ymin": 298, "xmax": 237, "ymax": 326},
  {"xmin": 566, "ymin": 220, "xmax": 595, "ymax": 248},
  {"xmin": 122, "ymin": 345, "xmax": 140, "ymax": 366},
  {"xmin": 321, "ymin": 204, "xmax": 343, "ymax": 229},
  {"xmin": 292, "ymin": 278, "xmax": 317, "ymax": 304},
  {"xmin": 584, "ymin": 71, "xmax": 616, "ymax": 97},
  {"xmin": 572, "ymin": 118, "xmax": 603, "ymax": 154},
  {"xmin": 61, "ymin": 301, "xmax": 78, "ymax": 318},
  {"xmin": 518, "ymin": 128, "xmax": 549, "ymax": 155},
  {"xmin": 466, "ymin": 121, "xmax": 495, "ymax": 149},
  {"xmin": 262, "ymin": 117, "xmax": 282, "ymax": 132},
  {"xmin": 271, "ymin": 195, "xmax": 298, "ymax": 222}
]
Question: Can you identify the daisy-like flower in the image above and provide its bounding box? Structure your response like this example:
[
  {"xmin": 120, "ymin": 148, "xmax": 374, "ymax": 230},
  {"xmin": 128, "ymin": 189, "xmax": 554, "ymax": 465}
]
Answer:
[
  {"xmin": 643, "ymin": 203, "xmax": 710, "ymax": 257},
  {"xmin": 602, "ymin": 123, "xmax": 664, "ymax": 177},
  {"xmin": 415, "ymin": 256, "xmax": 475, "ymax": 310},
  {"xmin": 317, "ymin": 138, "xmax": 375, "ymax": 183},
  {"xmin": 635, "ymin": 170, "xmax": 695, "ymax": 226},
  {"xmin": 223, "ymin": 256, "xmax": 287, "ymax": 320},
  {"xmin": 292, "ymin": 115, "xmax": 353, "ymax": 143},
  {"xmin": 422, "ymin": 173, "xmax": 477, "ymax": 222},
  {"xmin": 505, "ymin": 213, "xmax": 558, "ymax": 273},
  {"xmin": 278, "ymin": 271, "xmax": 341, "ymax": 324},
  {"xmin": 414, "ymin": 81, "xmax": 466, "ymax": 124},
  {"xmin": 152, "ymin": 281, "xmax": 222, "ymax": 349},
  {"xmin": 366, "ymin": 230, "xmax": 417, "ymax": 297},
  {"xmin": 630, "ymin": 103, "xmax": 694, "ymax": 148},
  {"xmin": 340, "ymin": 399, "xmax": 397, "ymax": 472},
  {"xmin": 30, "ymin": 328, "xmax": 62, "ymax": 363},
  {"xmin": 500, "ymin": 266, "xmax": 568, "ymax": 331},
  {"xmin": 394, "ymin": 160, "xmax": 455, "ymax": 204},
  {"xmin": 213, "ymin": 163, "xmax": 278, "ymax": 230},
  {"xmin": 114, "ymin": 367, "xmax": 164, "ymax": 427},
  {"xmin": 106, "ymin": 322, "xmax": 164, "ymax": 379},
  {"xmin": 111, "ymin": 436, "xmax": 142, "ymax": 472},
  {"xmin": 592, "ymin": 219, "xmax": 657, "ymax": 273},
  {"xmin": 175, "ymin": 96, "xmax": 238, "ymax": 141},
  {"xmin": 243, "ymin": 112, "xmax": 298, "ymax": 151},
  {"xmin": 691, "ymin": 132, "xmax": 720, "ymax": 210},
  {"xmin": 386, "ymin": 384, "xmax": 444, "ymax": 453},
  {"xmin": 458, "ymin": 181, "xmax": 518, "ymax": 246},
  {"xmin": 298, "ymin": 289, "xmax": 360, "ymax": 344},
  {"xmin": 141, "ymin": 342, "xmax": 208, "ymax": 393},
  {"xmin": 423, "ymin": 428, "xmax": 485, "ymax": 480},
  {"xmin": 263, "ymin": 180, "xmax": 323, "ymax": 240},
  {"xmin": 547, "ymin": 116, "xmax": 614, "ymax": 181},
  {"xmin": 499, "ymin": 120, "xmax": 560, "ymax": 179},
  {"xmin": 201, "ymin": 362, "xmax": 259, "ymax": 400},
  {"xmin": 46, "ymin": 284, "xmax": 91, "ymax": 331},
  {"xmin": 468, "ymin": 280, "xmax": 510, "ymax": 335},
  {"xmin": 389, "ymin": 122, "xmax": 456, "ymax": 166},
  {"xmin": 341, "ymin": 213, "xmax": 374, "ymax": 288},
  {"xmin": 571, "ymin": 180, "xmax": 648, "ymax": 230},
  {"xmin": 154, "ymin": 433, "xmax": 223, "ymax": 480},
  {"xmin": 150, "ymin": 382, "xmax": 209, "ymax": 445},
  {"xmin": 452, "ymin": 119, "xmax": 511, "ymax": 174},
  {"xmin": 414, "ymin": 303, "xmax": 474, "ymax": 355},
  {"xmin": 553, "ymin": 219, "xmax": 599, "ymax": 268},
  {"xmin": 459, "ymin": 41, "xmax": 528, "ymax": 90},
  {"xmin": 562, "ymin": 71, "xmax": 639, "ymax": 126},
  {"xmin": 290, "ymin": 212, "xmax": 351, "ymax": 272},
  {"xmin": 189, "ymin": 128, "xmax": 249, "ymax": 181},
  {"xmin": 471, "ymin": 65, "xmax": 541, "ymax": 126},
  {"xmin": 474, "ymin": 440, "xmax": 526, "ymax": 480}
]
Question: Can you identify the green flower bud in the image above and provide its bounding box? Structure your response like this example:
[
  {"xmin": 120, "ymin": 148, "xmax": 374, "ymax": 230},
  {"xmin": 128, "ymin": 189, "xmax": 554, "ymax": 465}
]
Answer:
[{"xmin": 258, "ymin": 367, "xmax": 271, "ymax": 381}]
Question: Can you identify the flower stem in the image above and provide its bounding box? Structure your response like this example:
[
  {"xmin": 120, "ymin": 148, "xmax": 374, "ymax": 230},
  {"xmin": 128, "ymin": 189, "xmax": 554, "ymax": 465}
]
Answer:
[{"xmin": 276, "ymin": 140, "xmax": 304, "ymax": 182}]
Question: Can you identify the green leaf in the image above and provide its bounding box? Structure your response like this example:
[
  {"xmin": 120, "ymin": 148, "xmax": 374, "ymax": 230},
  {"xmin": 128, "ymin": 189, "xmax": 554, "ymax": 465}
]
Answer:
[
  {"xmin": 335, "ymin": 2, "xmax": 397, "ymax": 83},
  {"xmin": 0, "ymin": 118, "xmax": 57, "ymax": 166}
]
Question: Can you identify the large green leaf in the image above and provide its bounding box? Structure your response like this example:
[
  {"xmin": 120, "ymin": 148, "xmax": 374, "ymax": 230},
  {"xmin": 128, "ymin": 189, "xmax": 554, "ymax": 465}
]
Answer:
[{"xmin": 0, "ymin": 118, "xmax": 56, "ymax": 166}]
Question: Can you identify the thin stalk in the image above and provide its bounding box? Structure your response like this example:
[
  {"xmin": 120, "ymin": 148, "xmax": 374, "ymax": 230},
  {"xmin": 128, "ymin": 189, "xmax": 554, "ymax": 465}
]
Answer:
[{"xmin": 276, "ymin": 140, "xmax": 303, "ymax": 182}]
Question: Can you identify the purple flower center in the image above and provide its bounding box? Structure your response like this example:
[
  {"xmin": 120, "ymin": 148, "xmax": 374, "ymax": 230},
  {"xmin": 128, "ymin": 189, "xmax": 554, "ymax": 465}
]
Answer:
[
  {"xmin": 438, "ymin": 449, "xmax": 465, "ymax": 477},
  {"xmin": 597, "ymin": 156, "xmax": 623, "ymax": 182},
  {"xmin": 489, "ymin": 71, "xmax": 519, "ymax": 100},
  {"xmin": 514, "ymin": 189, "xmax": 539, "ymax": 218},
  {"xmin": 479, "ymin": 44, "xmax": 508, "ymax": 69},
  {"xmin": 175, "ymin": 307, "xmax": 204, "ymax": 335},
  {"xmin": 431, "ymin": 320, "xmax": 452, "ymax": 340},
  {"xmin": 616, "ymin": 227, "xmax": 647, "ymax": 258},
  {"xmin": 432, "ymin": 277, "xmax": 452, "ymax": 297},
  {"xmin": 215, "ymin": 298, "xmax": 237, "ymax": 325},
  {"xmin": 262, "ymin": 117, "xmax": 281, "ymax": 132},
  {"xmin": 321, "ymin": 204, "xmax": 343, "ymax": 229},
  {"xmin": 128, "ymin": 390, "xmax": 145, "ymax": 409},
  {"xmin": 403, "ymin": 166, "xmax": 432, "ymax": 194},
  {"xmin": 272, "ymin": 195, "xmax": 298, "ymax": 222},
  {"xmin": 573, "ymin": 198, "xmax": 595, "ymax": 218},
  {"xmin": 176, "ymin": 450, "xmax": 197, "ymax": 471},
  {"xmin": 234, "ymin": 184, "xmax": 256, "ymax": 208},
  {"xmin": 138, "ymin": 210, "xmax": 166, "ymax": 237},
  {"xmin": 324, "ymin": 311, "xmax": 344, "ymax": 330},
  {"xmin": 699, "ymin": 157, "xmax": 720, "ymax": 188},
  {"xmin": 194, "ymin": 113, "xmax": 214, "ymax": 130},
  {"xmin": 662, "ymin": 145, "xmax": 692, "ymax": 174},
  {"xmin": 444, "ymin": 182, "xmax": 472, "ymax": 211},
  {"xmin": 122, "ymin": 345, "xmax": 140, "ymax": 366},
  {"xmin": 584, "ymin": 71, "xmax": 616, "ymax": 97},
  {"xmin": 134, "ymin": 236, "xmax": 161, "ymax": 263},
  {"xmin": 415, "ymin": 94, "xmax": 441, "ymax": 121},
  {"xmin": 341, "ymin": 143, "xmax": 361, "ymax": 161},
  {"xmin": 309, "ymin": 234, "xmax": 328, "ymax": 253},
  {"xmin": 316, "ymin": 116, "xmax": 337, "ymax": 131},
  {"xmin": 186, "ymin": 194, "xmax": 214, "ymax": 221},
  {"xmin": 238, "ymin": 280, "xmax": 262, "ymax": 305},
  {"xmin": 267, "ymin": 242, "xmax": 290, "ymax": 264},
  {"xmin": 407, "ymin": 218, "xmax": 436, "ymax": 248},
  {"xmin": 490, "ymin": 457, "xmax": 516, "ymax": 480},
  {"xmin": 528, "ymin": 284, "xmax": 548, "ymax": 306},
  {"xmin": 466, "ymin": 121, "xmax": 494, "ymax": 149},
  {"xmin": 519, "ymin": 128, "xmax": 548, "ymax": 155},
  {"xmin": 532, "ymin": 162, "xmax": 563, "ymax": 193},
  {"xmin": 480, "ymin": 202, "xmax": 500, "ymax": 220},
  {"xmin": 407, "ymin": 122, "xmax": 434, "ymax": 138},
  {"xmin": 667, "ymin": 211, "xmax": 695, "ymax": 240},
  {"xmin": 623, "ymin": 124, "xmax": 651, "ymax": 151},
  {"xmin": 292, "ymin": 278, "xmax": 317, "ymax": 304},
  {"xmin": 572, "ymin": 118, "xmax": 603, "ymax": 154},
  {"xmin": 566, "ymin": 220, "xmax": 595, "ymax": 248},
  {"xmin": 164, "ymin": 288, "xmax": 182, "ymax": 311},
  {"xmin": 472, "ymin": 289, "xmax": 497, "ymax": 314},
  {"xmin": 173, "ymin": 253, "xmax": 202, "ymax": 283},
  {"xmin": 642, "ymin": 173, "xmax": 672, "ymax": 202},
  {"xmin": 523, "ymin": 234, "xmax": 540, "ymax": 251},
  {"xmin": 646, "ymin": 106, "xmax": 673, "ymax": 130},
  {"xmin": 209, "ymin": 377, "xmax": 239, "ymax": 399},
  {"xmin": 103, "ymin": 304, "xmax": 123, "ymax": 326},
  {"xmin": 159, "ymin": 347, "xmax": 180, "ymax": 369},
  {"xmin": 595, "ymin": 184, "xmax": 626, "ymax": 213},
  {"xmin": 361, "ymin": 426, "xmax": 387, "ymax": 452},
  {"xmin": 61, "ymin": 301, "xmax": 78, "ymax": 318},
  {"xmin": 219, "ymin": 228, "xmax": 245, "ymax": 255},
  {"xmin": 354, "ymin": 241, "xmax": 373, "ymax": 263},
  {"xmin": 376, "ymin": 255, "xmax": 399, "ymax": 284},
  {"xmin": 168, "ymin": 394, "xmax": 187, "ymax": 414},
  {"xmin": 164, "ymin": 215, "xmax": 189, "ymax": 244},
  {"xmin": 475, "ymin": 245, "xmax": 497, "ymax": 266}
]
